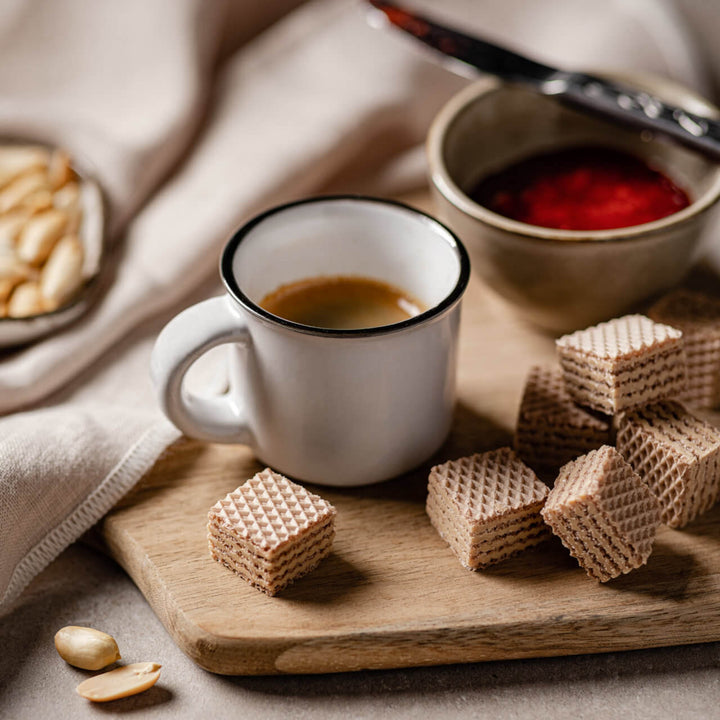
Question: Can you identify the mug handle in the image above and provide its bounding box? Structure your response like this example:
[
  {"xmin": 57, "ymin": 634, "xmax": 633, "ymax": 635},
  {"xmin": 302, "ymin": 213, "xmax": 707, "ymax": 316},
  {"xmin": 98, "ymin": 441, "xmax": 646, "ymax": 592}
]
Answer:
[{"xmin": 150, "ymin": 295, "xmax": 252, "ymax": 444}]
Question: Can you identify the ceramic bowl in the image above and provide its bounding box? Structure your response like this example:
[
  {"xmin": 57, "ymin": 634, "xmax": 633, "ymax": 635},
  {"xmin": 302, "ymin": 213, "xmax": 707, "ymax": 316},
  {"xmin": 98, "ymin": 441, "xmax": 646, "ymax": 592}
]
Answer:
[{"xmin": 427, "ymin": 71, "xmax": 720, "ymax": 333}]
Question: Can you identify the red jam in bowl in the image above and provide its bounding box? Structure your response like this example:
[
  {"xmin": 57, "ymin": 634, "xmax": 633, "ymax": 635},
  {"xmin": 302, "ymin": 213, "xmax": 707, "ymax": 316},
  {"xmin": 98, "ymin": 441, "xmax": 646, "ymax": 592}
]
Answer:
[{"xmin": 470, "ymin": 145, "xmax": 691, "ymax": 231}]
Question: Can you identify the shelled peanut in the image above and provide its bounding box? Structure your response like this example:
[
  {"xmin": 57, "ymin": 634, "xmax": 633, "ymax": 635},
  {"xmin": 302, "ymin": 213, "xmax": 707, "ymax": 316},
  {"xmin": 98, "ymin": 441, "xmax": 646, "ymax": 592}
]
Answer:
[
  {"xmin": 0, "ymin": 145, "xmax": 84, "ymax": 318},
  {"xmin": 54, "ymin": 625, "xmax": 163, "ymax": 703}
]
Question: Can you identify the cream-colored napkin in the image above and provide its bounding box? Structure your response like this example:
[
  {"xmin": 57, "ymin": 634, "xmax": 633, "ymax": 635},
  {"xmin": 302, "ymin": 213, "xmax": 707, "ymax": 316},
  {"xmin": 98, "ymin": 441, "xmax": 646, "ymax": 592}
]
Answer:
[{"xmin": 0, "ymin": 0, "xmax": 714, "ymax": 611}]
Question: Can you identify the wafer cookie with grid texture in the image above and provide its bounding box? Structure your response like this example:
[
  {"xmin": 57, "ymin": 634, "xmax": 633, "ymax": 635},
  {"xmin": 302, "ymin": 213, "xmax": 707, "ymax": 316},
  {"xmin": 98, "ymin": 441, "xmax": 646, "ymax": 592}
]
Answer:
[
  {"xmin": 616, "ymin": 400, "xmax": 720, "ymax": 528},
  {"xmin": 426, "ymin": 447, "xmax": 550, "ymax": 570},
  {"xmin": 207, "ymin": 468, "xmax": 336, "ymax": 595},
  {"xmin": 649, "ymin": 289, "xmax": 720, "ymax": 410},
  {"xmin": 556, "ymin": 314, "xmax": 686, "ymax": 415},
  {"xmin": 541, "ymin": 445, "xmax": 660, "ymax": 582},
  {"xmin": 514, "ymin": 365, "xmax": 612, "ymax": 472}
]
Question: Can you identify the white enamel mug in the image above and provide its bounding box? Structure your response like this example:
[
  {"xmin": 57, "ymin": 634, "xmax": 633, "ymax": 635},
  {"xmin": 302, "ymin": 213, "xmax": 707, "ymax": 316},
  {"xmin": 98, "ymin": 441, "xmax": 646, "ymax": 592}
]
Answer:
[{"xmin": 150, "ymin": 196, "xmax": 470, "ymax": 487}]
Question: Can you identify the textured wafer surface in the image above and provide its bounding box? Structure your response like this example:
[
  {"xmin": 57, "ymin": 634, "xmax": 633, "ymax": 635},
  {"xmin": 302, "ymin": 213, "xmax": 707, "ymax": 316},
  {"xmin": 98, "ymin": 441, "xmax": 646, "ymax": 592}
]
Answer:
[
  {"xmin": 207, "ymin": 469, "xmax": 336, "ymax": 595},
  {"xmin": 429, "ymin": 448, "xmax": 549, "ymax": 522},
  {"xmin": 427, "ymin": 448, "xmax": 550, "ymax": 569},
  {"xmin": 649, "ymin": 290, "xmax": 720, "ymax": 330},
  {"xmin": 542, "ymin": 446, "xmax": 660, "ymax": 582},
  {"xmin": 208, "ymin": 523, "xmax": 334, "ymax": 595},
  {"xmin": 649, "ymin": 290, "xmax": 720, "ymax": 409},
  {"xmin": 514, "ymin": 365, "xmax": 611, "ymax": 470},
  {"xmin": 209, "ymin": 468, "xmax": 335, "ymax": 554},
  {"xmin": 556, "ymin": 314, "xmax": 686, "ymax": 414},
  {"xmin": 556, "ymin": 314, "xmax": 682, "ymax": 359},
  {"xmin": 617, "ymin": 401, "xmax": 720, "ymax": 528},
  {"xmin": 426, "ymin": 492, "xmax": 549, "ymax": 569}
]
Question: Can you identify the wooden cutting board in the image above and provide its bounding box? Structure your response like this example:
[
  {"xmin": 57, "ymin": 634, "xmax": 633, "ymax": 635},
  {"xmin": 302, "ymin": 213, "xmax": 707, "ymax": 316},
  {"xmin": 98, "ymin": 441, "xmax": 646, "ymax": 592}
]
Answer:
[{"xmin": 99, "ymin": 196, "xmax": 720, "ymax": 676}]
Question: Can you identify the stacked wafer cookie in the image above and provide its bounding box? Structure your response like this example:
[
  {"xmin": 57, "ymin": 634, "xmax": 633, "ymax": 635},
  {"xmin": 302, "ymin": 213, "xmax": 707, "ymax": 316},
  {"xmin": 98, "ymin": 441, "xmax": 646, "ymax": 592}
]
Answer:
[
  {"xmin": 514, "ymin": 365, "xmax": 612, "ymax": 472},
  {"xmin": 515, "ymin": 309, "xmax": 720, "ymax": 581},
  {"xmin": 649, "ymin": 289, "xmax": 720, "ymax": 409},
  {"xmin": 426, "ymin": 448, "xmax": 550, "ymax": 570},
  {"xmin": 427, "ymin": 309, "xmax": 717, "ymax": 583},
  {"xmin": 617, "ymin": 401, "xmax": 720, "ymax": 528},
  {"xmin": 553, "ymin": 311, "xmax": 720, "ymax": 529},
  {"xmin": 542, "ymin": 446, "xmax": 660, "ymax": 582},
  {"xmin": 427, "ymin": 313, "xmax": 695, "ymax": 579},
  {"xmin": 555, "ymin": 314, "xmax": 686, "ymax": 414},
  {"xmin": 207, "ymin": 468, "xmax": 336, "ymax": 596}
]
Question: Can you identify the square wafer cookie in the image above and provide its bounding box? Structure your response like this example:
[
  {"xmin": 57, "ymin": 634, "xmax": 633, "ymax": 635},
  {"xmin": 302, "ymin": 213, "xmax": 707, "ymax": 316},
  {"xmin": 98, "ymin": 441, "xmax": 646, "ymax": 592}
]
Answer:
[
  {"xmin": 514, "ymin": 365, "xmax": 612, "ymax": 472},
  {"xmin": 616, "ymin": 401, "xmax": 720, "ymax": 528},
  {"xmin": 541, "ymin": 445, "xmax": 660, "ymax": 582},
  {"xmin": 426, "ymin": 447, "xmax": 550, "ymax": 570},
  {"xmin": 649, "ymin": 289, "xmax": 720, "ymax": 409},
  {"xmin": 556, "ymin": 314, "xmax": 686, "ymax": 415},
  {"xmin": 207, "ymin": 468, "xmax": 336, "ymax": 596}
]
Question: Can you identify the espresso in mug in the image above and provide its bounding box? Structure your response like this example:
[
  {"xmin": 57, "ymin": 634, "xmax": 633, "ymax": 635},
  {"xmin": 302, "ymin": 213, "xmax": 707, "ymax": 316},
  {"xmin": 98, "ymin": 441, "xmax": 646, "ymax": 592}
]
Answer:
[{"xmin": 259, "ymin": 275, "xmax": 426, "ymax": 330}]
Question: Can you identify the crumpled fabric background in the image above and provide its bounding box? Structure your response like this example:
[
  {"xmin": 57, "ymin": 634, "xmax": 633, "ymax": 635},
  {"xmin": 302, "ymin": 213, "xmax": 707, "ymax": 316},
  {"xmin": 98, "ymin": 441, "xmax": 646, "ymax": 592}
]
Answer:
[{"xmin": 0, "ymin": 0, "xmax": 717, "ymax": 613}]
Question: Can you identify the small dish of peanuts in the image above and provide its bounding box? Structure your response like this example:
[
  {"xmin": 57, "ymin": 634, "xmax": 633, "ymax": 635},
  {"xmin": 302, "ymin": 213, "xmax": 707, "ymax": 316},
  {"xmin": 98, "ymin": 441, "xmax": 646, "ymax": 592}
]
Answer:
[{"xmin": 0, "ymin": 141, "xmax": 104, "ymax": 347}]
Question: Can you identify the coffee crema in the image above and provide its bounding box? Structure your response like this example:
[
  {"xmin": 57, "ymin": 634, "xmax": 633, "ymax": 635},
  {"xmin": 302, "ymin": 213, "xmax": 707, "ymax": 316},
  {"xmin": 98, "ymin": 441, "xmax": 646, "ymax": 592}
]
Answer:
[{"xmin": 259, "ymin": 275, "xmax": 425, "ymax": 330}]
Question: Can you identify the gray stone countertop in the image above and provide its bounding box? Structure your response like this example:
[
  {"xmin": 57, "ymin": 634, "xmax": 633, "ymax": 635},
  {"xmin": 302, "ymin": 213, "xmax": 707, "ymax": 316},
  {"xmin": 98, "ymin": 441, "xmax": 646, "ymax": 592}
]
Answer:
[{"xmin": 2, "ymin": 543, "xmax": 720, "ymax": 719}]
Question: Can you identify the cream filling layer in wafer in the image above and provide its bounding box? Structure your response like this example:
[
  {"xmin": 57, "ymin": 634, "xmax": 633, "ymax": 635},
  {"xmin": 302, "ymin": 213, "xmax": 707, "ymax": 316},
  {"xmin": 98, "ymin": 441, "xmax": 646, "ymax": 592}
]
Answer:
[
  {"xmin": 208, "ymin": 519, "xmax": 335, "ymax": 573},
  {"xmin": 208, "ymin": 514, "xmax": 335, "ymax": 565},
  {"xmin": 426, "ymin": 492, "xmax": 548, "ymax": 544},
  {"xmin": 209, "ymin": 533, "xmax": 334, "ymax": 594},
  {"xmin": 426, "ymin": 493, "xmax": 549, "ymax": 569},
  {"xmin": 209, "ymin": 522, "xmax": 335, "ymax": 595},
  {"xmin": 559, "ymin": 346, "xmax": 687, "ymax": 414}
]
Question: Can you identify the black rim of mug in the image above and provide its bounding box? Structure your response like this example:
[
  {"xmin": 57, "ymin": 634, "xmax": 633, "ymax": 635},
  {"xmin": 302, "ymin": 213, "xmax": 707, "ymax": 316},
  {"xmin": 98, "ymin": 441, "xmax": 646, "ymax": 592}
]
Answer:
[{"xmin": 219, "ymin": 195, "xmax": 471, "ymax": 338}]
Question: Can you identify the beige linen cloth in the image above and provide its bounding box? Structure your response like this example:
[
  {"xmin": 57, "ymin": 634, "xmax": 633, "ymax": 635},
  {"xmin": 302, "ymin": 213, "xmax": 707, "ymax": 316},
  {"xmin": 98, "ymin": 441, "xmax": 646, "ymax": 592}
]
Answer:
[{"xmin": 0, "ymin": 0, "xmax": 715, "ymax": 612}]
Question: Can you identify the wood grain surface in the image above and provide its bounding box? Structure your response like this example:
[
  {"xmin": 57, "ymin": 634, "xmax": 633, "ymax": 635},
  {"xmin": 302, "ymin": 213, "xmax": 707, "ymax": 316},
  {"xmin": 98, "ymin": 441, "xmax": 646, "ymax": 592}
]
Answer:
[{"xmin": 99, "ymin": 194, "xmax": 720, "ymax": 676}]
